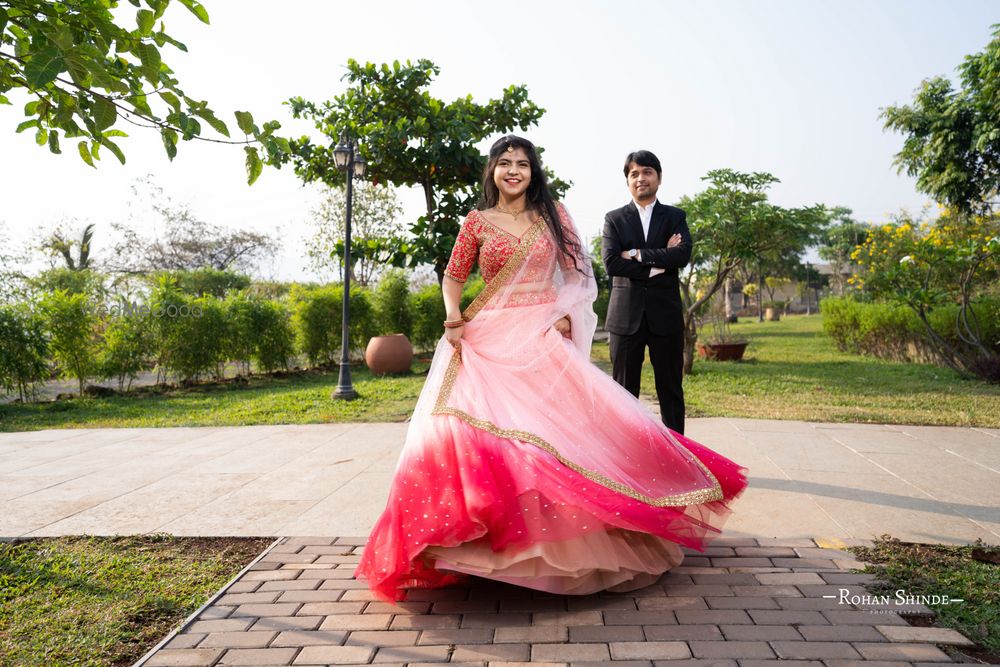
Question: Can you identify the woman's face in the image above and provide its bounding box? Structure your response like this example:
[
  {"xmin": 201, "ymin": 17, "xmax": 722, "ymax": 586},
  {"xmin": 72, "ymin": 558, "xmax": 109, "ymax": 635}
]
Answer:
[{"xmin": 493, "ymin": 147, "xmax": 532, "ymax": 201}]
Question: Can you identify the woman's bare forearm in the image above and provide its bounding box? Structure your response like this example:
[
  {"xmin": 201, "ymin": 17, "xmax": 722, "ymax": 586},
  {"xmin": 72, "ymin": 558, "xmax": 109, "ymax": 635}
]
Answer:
[{"xmin": 442, "ymin": 275, "xmax": 464, "ymax": 321}]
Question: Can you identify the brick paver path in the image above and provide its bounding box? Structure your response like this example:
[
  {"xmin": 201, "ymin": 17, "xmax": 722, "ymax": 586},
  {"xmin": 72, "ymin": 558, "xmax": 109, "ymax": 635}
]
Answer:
[{"xmin": 140, "ymin": 536, "xmax": 979, "ymax": 666}]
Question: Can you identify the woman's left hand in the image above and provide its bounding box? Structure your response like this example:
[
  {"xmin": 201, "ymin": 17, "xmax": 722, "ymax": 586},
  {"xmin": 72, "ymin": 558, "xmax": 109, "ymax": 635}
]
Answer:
[{"xmin": 553, "ymin": 316, "xmax": 571, "ymax": 338}]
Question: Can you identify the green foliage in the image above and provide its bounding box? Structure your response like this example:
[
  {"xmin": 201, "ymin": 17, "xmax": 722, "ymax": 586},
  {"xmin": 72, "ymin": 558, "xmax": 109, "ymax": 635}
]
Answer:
[
  {"xmin": 0, "ymin": 303, "xmax": 49, "ymax": 401},
  {"xmin": 850, "ymin": 537, "xmax": 1000, "ymax": 656},
  {"xmin": 593, "ymin": 288, "xmax": 609, "ymax": 325},
  {"xmin": 227, "ymin": 296, "xmax": 295, "ymax": 374},
  {"xmin": 677, "ymin": 168, "xmax": 828, "ymax": 371},
  {"xmin": 373, "ymin": 269, "xmax": 413, "ymax": 337},
  {"xmin": 307, "ymin": 182, "xmax": 408, "ymax": 286},
  {"xmin": 821, "ymin": 296, "xmax": 917, "ymax": 357},
  {"xmin": 251, "ymin": 300, "xmax": 295, "ymax": 373},
  {"xmin": 822, "ymin": 295, "xmax": 1000, "ymax": 370},
  {"xmin": 290, "ymin": 286, "xmax": 339, "ymax": 367},
  {"xmin": 850, "ymin": 212, "xmax": 1000, "ymax": 379},
  {"xmin": 148, "ymin": 279, "xmax": 229, "ymax": 382},
  {"xmin": 881, "ymin": 24, "xmax": 1000, "ymax": 215},
  {"xmin": 0, "ymin": 535, "xmax": 271, "ymax": 667},
  {"xmin": 98, "ymin": 309, "xmax": 152, "ymax": 392},
  {"xmin": 0, "ymin": 0, "xmax": 282, "ymax": 183},
  {"xmin": 817, "ymin": 207, "xmax": 869, "ymax": 295},
  {"xmin": 29, "ymin": 267, "xmax": 105, "ymax": 297},
  {"xmin": 153, "ymin": 268, "xmax": 252, "ymax": 297},
  {"xmin": 588, "ymin": 234, "xmax": 610, "ymax": 324},
  {"xmin": 589, "ymin": 236, "xmax": 609, "ymax": 290},
  {"xmin": 3, "ymin": 316, "xmax": 999, "ymax": 430},
  {"xmin": 460, "ymin": 275, "xmax": 485, "ymax": 310},
  {"xmin": 290, "ymin": 285, "xmax": 375, "ymax": 366},
  {"xmin": 38, "ymin": 289, "xmax": 98, "ymax": 394},
  {"xmin": 281, "ymin": 59, "xmax": 568, "ymax": 281},
  {"xmin": 409, "ymin": 284, "xmax": 446, "ymax": 352}
]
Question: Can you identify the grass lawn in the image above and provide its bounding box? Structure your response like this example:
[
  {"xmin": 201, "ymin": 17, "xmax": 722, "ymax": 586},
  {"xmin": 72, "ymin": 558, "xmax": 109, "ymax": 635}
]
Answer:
[
  {"xmin": 0, "ymin": 535, "xmax": 271, "ymax": 667},
  {"xmin": 1, "ymin": 315, "xmax": 997, "ymax": 430},
  {"xmin": 591, "ymin": 314, "xmax": 1000, "ymax": 427},
  {"xmin": 0, "ymin": 361, "xmax": 429, "ymax": 432},
  {"xmin": 849, "ymin": 536, "xmax": 1000, "ymax": 662}
]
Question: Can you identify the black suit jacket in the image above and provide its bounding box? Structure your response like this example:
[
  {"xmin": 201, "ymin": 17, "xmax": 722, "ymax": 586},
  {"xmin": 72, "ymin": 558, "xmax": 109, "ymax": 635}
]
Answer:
[{"xmin": 601, "ymin": 201, "xmax": 692, "ymax": 336}]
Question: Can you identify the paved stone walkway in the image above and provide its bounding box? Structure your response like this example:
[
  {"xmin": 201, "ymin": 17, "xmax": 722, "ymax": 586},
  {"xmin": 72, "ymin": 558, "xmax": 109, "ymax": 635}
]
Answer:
[
  {"xmin": 139, "ymin": 536, "xmax": 980, "ymax": 666},
  {"xmin": 2, "ymin": 420, "xmax": 998, "ymax": 544}
]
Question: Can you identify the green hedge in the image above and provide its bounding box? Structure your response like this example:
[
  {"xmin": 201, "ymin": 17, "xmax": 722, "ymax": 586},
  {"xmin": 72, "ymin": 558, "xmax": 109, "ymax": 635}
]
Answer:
[
  {"xmin": 374, "ymin": 269, "xmax": 413, "ymax": 337},
  {"xmin": 821, "ymin": 296, "xmax": 1000, "ymax": 364},
  {"xmin": 151, "ymin": 268, "xmax": 252, "ymax": 298},
  {"xmin": 3, "ymin": 269, "xmax": 618, "ymax": 398},
  {"xmin": 290, "ymin": 285, "xmax": 375, "ymax": 366},
  {"xmin": 410, "ymin": 284, "xmax": 446, "ymax": 352},
  {"xmin": 0, "ymin": 304, "xmax": 49, "ymax": 401},
  {"xmin": 228, "ymin": 296, "xmax": 295, "ymax": 374},
  {"xmin": 100, "ymin": 306, "xmax": 153, "ymax": 391},
  {"xmin": 39, "ymin": 290, "xmax": 100, "ymax": 394}
]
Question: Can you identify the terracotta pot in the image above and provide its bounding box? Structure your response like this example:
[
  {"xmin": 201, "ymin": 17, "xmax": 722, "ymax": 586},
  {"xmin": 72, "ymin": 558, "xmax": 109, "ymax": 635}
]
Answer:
[
  {"xmin": 765, "ymin": 307, "xmax": 781, "ymax": 321},
  {"xmin": 365, "ymin": 334, "xmax": 413, "ymax": 375},
  {"xmin": 697, "ymin": 341, "xmax": 748, "ymax": 361}
]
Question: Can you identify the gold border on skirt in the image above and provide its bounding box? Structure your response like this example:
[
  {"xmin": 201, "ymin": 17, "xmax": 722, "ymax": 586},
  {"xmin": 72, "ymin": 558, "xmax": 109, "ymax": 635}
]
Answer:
[{"xmin": 431, "ymin": 216, "xmax": 724, "ymax": 508}]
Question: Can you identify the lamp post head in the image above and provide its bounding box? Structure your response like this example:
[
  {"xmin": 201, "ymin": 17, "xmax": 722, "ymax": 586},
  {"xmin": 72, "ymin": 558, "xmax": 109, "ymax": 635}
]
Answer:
[
  {"xmin": 333, "ymin": 141, "xmax": 350, "ymax": 170},
  {"xmin": 353, "ymin": 152, "xmax": 367, "ymax": 178}
]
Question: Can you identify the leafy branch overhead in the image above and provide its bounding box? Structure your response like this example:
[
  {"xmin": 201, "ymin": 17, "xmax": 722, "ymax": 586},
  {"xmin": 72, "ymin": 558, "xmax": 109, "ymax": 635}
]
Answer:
[
  {"xmin": 0, "ymin": 0, "xmax": 283, "ymax": 183},
  {"xmin": 276, "ymin": 58, "xmax": 569, "ymax": 281},
  {"xmin": 881, "ymin": 23, "xmax": 1000, "ymax": 215}
]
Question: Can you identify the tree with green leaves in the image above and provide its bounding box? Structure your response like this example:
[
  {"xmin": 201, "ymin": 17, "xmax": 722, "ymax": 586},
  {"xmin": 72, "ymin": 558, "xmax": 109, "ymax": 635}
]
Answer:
[
  {"xmin": 876, "ymin": 24, "xmax": 1000, "ymax": 381},
  {"xmin": 881, "ymin": 23, "xmax": 999, "ymax": 216},
  {"xmin": 0, "ymin": 302, "xmax": 48, "ymax": 400},
  {"xmin": 39, "ymin": 288, "xmax": 98, "ymax": 395},
  {"xmin": 278, "ymin": 59, "xmax": 568, "ymax": 282},
  {"xmin": 850, "ymin": 212, "xmax": 999, "ymax": 380},
  {"xmin": 678, "ymin": 169, "xmax": 827, "ymax": 373},
  {"xmin": 307, "ymin": 181, "xmax": 406, "ymax": 286},
  {"xmin": 817, "ymin": 207, "xmax": 868, "ymax": 296},
  {"xmin": 0, "ymin": 0, "xmax": 282, "ymax": 183}
]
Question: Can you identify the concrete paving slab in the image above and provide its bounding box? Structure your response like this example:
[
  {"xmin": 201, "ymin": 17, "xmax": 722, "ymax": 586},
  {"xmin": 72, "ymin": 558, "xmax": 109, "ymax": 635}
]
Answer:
[{"xmin": 0, "ymin": 419, "xmax": 997, "ymax": 544}]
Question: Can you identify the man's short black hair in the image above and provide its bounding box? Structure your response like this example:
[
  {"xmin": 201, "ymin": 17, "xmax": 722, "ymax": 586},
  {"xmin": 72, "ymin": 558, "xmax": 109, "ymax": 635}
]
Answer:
[{"xmin": 623, "ymin": 150, "xmax": 662, "ymax": 178}]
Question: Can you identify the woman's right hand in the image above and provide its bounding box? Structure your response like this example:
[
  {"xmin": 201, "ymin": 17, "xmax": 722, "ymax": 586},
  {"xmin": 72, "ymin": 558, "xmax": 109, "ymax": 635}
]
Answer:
[{"xmin": 444, "ymin": 325, "xmax": 464, "ymax": 349}]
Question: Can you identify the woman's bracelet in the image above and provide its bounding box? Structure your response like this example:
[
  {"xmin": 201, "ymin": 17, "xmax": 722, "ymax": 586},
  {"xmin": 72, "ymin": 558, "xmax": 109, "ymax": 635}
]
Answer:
[{"xmin": 443, "ymin": 319, "xmax": 465, "ymax": 329}]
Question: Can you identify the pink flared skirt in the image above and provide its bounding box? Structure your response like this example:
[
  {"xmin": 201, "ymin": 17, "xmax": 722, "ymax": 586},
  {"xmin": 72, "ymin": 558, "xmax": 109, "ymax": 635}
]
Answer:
[{"xmin": 356, "ymin": 303, "xmax": 748, "ymax": 601}]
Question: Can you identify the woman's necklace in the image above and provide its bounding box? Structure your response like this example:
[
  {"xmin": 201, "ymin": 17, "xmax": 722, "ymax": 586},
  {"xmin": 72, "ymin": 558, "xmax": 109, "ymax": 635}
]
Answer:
[{"xmin": 496, "ymin": 203, "xmax": 524, "ymax": 220}]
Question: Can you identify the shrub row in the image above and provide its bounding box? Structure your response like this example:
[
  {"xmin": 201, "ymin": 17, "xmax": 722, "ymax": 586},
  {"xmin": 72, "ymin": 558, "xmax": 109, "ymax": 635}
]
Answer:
[
  {"xmin": 820, "ymin": 296, "xmax": 1000, "ymax": 366},
  {"xmin": 1, "ymin": 269, "xmax": 612, "ymax": 399},
  {"xmin": 0, "ymin": 272, "xmax": 494, "ymax": 399}
]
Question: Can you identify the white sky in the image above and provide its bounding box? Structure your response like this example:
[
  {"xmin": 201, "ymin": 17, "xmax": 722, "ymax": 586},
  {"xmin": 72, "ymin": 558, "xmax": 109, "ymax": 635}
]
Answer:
[{"xmin": 1, "ymin": 0, "xmax": 996, "ymax": 280}]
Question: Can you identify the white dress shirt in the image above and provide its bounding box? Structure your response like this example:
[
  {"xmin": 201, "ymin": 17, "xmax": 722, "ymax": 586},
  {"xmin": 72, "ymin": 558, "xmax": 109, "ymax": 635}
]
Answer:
[{"xmin": 633, "ymin": 200, "xmax": 665, "ymax": 277}]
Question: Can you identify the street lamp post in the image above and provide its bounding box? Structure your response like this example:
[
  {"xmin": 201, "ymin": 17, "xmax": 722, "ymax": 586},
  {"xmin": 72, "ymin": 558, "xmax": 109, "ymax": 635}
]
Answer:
[{"xmin": 332, "ymin": 132, "xmax": 367, "ymax": 400}]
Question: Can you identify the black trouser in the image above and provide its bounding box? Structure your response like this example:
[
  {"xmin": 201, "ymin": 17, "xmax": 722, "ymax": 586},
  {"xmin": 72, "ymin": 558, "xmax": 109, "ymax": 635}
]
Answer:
[{"xmin": 608, "ymin": 314, "xmax": 685, "ymax": 434}]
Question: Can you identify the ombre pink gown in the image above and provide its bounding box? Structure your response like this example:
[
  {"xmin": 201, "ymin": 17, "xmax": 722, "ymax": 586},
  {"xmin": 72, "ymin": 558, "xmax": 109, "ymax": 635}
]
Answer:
[{"xmin": 356, "ymin": 205, "xmax": 748, "ymax": 601}]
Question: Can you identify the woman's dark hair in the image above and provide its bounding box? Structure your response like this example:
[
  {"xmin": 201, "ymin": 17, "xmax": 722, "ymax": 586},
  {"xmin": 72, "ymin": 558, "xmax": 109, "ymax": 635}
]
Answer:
[
  {"xmin": 478, "ymin": 134, "xmax": 584, "ymax": 273},
  {"xmin": 623, "ymin": 149, "xmax": 662, "ymax": 178}
]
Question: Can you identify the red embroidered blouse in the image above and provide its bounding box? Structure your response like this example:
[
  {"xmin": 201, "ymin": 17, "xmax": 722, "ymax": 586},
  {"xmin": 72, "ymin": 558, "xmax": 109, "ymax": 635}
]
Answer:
[{"xmin": 444, "ymin": 206, "xmax": 579, "ymax": 284}]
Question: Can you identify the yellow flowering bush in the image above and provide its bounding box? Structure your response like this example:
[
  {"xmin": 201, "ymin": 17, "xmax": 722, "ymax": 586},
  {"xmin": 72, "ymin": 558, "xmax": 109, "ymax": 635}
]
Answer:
[{"xmin": 849, "ymin": 211, "xmax": 999, "ymax": 380}]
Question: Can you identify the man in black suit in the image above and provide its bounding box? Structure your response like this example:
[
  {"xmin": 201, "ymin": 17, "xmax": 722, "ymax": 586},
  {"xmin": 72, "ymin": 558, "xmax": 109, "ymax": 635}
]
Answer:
[{"xmin": 602, "ymin": 150, "xmax": 692, "ymax": 434}]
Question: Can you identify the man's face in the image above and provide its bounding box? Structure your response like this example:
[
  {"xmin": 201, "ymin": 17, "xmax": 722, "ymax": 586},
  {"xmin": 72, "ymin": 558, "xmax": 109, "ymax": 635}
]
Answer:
[{"xmin": 627, "ymin": 161, "xmax": 661, "ymax": 203}]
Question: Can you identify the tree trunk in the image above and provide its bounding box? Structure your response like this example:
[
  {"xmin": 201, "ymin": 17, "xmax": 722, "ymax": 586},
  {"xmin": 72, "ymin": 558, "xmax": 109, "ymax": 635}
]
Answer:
[
  {"xmin": 756, "ymin": 268, "xmax": 764, "ymax": 322},
  {"xmin": 682, "ymin": 308, "xmax": 698, "ymax": 375},
  {"xmin": 423, "ymin": 179, "xmax": 446, "ymax": 286}
]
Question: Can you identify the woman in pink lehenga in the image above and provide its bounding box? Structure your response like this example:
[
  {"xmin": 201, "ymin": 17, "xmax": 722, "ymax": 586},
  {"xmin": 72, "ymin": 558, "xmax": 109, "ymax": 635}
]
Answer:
[{"xmin": 356, "ymin": 135, "xmax": 748, "ymax": 601}]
